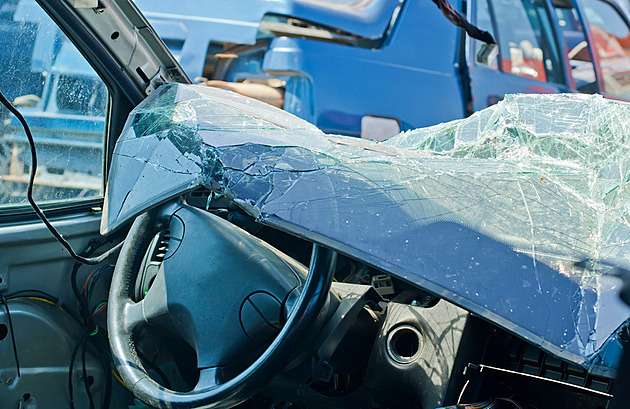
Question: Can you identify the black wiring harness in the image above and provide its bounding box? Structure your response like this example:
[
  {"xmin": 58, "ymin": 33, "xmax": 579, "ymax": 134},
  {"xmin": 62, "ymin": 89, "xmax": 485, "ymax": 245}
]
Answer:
[
  {"xmin": 0, "ymin": 245, "xmax": 118, "ymax": 409},
  {"xmin": 431, "ymin": 0, "xmax": 496, "ymax": 45},
  {"xmin": 69, "ymin": 239, "xmax": 118, "ymax": 409},
  {"xmin": 0, "ymin": 80, "xmax": 125, "ymax": 407},
  {"xmin": 0, "ymin": 288, "xmax": 108, "ymax": 405}
]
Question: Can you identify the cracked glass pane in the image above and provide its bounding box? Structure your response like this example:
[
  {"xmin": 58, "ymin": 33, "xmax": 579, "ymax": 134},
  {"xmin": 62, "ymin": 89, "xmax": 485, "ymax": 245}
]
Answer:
[
  {"xmin": 0, "ymin": 0, "xmax": 107, "ymax": 206},
  {"xmin": 102, "ymin": 84, "xmax": 630, "ymax": 373}
]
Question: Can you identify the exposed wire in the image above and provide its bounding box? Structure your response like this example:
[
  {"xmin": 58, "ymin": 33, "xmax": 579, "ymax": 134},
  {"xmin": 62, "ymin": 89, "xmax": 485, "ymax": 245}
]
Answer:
[
  {"xmin": 111, "ymin": 368, "xmax": 127, "ymax": 389},
  {"xmin": 72, "ymin": 262, "xmax": 96, "ymax": 334},
  {"xmin": 0, "ymin": 292, "xmax": 109, "ymax": 408},
  {"xmin": 356, "ymin": 266, "xmax": 371, "ymax": 284},
  {"xmin": 431, "ymin": 0, "xmax": 495, "ymax": 45},
  {"xmin": 82, "ymin": 338, "xmax": 96, "ymax": 409},
  {"xmin": 92, "ymin": 301, "xmax": 108, "ymax": 313},
  {"xmin": 341, "ymin": 265, "xmax": 355, "ymax": 283},
  {"xmin": 69, "ymin": 331, "xmax": 88, "ymax": 409},
  {"xmin": 436, "ymin": 397, "xmax": 524, "ymax": 409},
  {"xmin": 458, "ymin": 379, "xmax": 470, "ymax": 405},
  {"xmin": 0, "ymin": 295, "xmax": 20, "ymax": 377},
  {"xmin": 1, "ymin": 292, "xmax": 82, "ymax": 333},
  {"xmin": 497, "ymin": 397, "xmax": 524, "ymax": 409},
  {"xmin": 436, "ymin": 398, "xmax": 498, "ymax": 409},
  {"xmin": 8, "ymin": 289, "xmax": 61, "ymax": 300},
  {"xmin": 0, "ymin": 88, "xmax": 123, "ymax": 266},
  {"xmin": 82, "ymin": 267, "xmax": 103, "ymax": 301},
  {"xmin": 82, "ymin": 266, "xmax": 113, "ymax": 305},
  {"xmin": 92, "ymin": 302, "xmax": 108, "ymax": 318},
  {"xmin": 10, "ymin": 296, "xmax": 55, "ymax": 307},
  {"xmin": 69, "ymin": 241, "xmax": 116, "ymax": 409}
]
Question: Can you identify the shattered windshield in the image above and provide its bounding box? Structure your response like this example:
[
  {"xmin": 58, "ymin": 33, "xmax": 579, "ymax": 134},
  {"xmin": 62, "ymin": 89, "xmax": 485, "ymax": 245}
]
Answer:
[{"xmin": 102, "ymin": 84, "xmax": 630, "ymax": 373}]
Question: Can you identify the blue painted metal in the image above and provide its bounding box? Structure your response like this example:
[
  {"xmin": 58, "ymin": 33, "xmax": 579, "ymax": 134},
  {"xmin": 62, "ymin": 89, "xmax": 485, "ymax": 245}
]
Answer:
[
  {"xmin": 466, "ymin": 0, "xmax": 572, "ymax": 112},
  {"xmin": 8, "ymin": 0, "xmax": 629, "ymax": 192},
  {"xmin": 264, "ymin": 0, "xmax": 464, "ymax": 133},
  {"xmin": 133, "ymin": 0, "xmax": 630, "ymax": 137},
  {"xmin": 135, "ymin": 0, "xmax": 402, "ymax": 83},
  {"xmin": 136, "ymin": 0, "xmax": 401, "ymax": 42},
  {"xmin": 140, "ymin": 0, "xmax": 565, "ymax": 134}
]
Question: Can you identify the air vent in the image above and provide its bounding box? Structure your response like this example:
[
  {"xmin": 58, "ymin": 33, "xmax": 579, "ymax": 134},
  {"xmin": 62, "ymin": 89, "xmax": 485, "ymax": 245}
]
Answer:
[
  {"xmin": 152, "ymin": 230, "xmax": 171, "ymax": 261},
  {"xmin": 135, "ymin": 230, "xmax": 171, "ymax": 301}
]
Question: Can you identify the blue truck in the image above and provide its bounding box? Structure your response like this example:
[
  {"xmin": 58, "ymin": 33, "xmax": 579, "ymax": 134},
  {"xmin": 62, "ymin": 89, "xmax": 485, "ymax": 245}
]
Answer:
[
  {"xmin": 138, "ymin": 0, "xmax": 630, "ymax": 138},
  {"xmin": 2, "ymin": 0, "xmax": 630, "ymax": 202}
]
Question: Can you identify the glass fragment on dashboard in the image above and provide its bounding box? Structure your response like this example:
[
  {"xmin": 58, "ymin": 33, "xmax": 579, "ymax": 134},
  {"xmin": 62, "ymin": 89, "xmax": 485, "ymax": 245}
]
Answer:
[{"xmin": 103, "ymin": 84, "xmax": 630, "ymax": 374}]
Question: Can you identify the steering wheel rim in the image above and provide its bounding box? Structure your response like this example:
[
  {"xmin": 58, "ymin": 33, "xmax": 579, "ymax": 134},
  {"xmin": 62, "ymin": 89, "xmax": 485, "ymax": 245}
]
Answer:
[{"xmin": 108, "ymin": 201, "xmax": 336, "ymax": 408}]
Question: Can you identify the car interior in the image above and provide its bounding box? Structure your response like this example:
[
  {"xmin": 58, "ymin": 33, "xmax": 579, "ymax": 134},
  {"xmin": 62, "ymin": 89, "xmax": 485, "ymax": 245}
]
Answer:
[{"xmin": 0, "ymin": 1, "xmax": 627, "ymax": 409}]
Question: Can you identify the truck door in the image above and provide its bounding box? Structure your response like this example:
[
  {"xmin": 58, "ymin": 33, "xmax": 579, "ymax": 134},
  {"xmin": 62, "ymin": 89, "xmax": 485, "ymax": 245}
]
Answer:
[
  {"xmin": 557, "ymin": 0, "xmax": 630, "ymax": 100},
  {"xmin": 467, "ymin": 0, "xmax": 571, "ymax": 110}
]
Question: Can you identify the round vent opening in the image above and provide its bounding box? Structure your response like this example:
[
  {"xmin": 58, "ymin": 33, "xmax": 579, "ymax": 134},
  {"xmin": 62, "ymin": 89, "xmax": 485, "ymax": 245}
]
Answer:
[{"xmin": 386, "ymin": 325, "xmax": 423, "ymax": 364}]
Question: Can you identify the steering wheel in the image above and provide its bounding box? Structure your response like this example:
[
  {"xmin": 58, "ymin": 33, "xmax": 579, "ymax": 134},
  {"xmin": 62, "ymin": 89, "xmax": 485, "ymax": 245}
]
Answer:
[{"xmin": 107, "ymin": 201, "xmax": 336, "ymax": 408}]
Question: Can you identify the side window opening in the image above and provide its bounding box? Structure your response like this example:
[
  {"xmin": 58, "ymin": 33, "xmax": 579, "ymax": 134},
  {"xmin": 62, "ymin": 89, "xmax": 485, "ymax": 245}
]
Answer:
[
  {"xmin": 0, "ymin": 0, "xmax": 108, "ymax": 207},
  {"xmin": 475, "ymin": 0, "xmax": 564, "ymax": 84},
  {"xmin": 474, "ymin": 0, "xmax": 499, "ymax": 69},
  {"xmin": 553, "ymin": 0, "xmax": 598, "ymax": 93}
]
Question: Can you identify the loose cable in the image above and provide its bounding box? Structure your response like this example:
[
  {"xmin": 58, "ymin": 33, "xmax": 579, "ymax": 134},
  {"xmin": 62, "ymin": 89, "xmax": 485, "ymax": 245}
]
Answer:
[
  {"xmin": 431, "ymin": 0, "xmax": 495, "ymax": 45},
  {"xmin": 497, "ymin": 397, "xmax": 524, "ymax": 409},
  {"xmin": 0, "ymin": 295, "xmax": 20, "ymax": 377},
  {"xmin": 69, "ymin": 331, "xmax": 89, "ymax": 409},
  {"xmin": 70, "ymin": 240, "xmax": 116, "ymax": 409},
  {"xmin": 5, "ymin": 291, "xmax": 82, "ymax": 325},
  {"xmin": 82, "ymin": 338, "xmax": 96, "ymax": 409},
  {"xmin": 99, "ymin": 348, "xmax": 113, "ymax": 409},
  {"xmin": 0, "ymin": 87, "xmax": 122, "ymax": 266},
  {"xmin": 137, "ymin": 348, "xmax": 172, "ymax": 389}
]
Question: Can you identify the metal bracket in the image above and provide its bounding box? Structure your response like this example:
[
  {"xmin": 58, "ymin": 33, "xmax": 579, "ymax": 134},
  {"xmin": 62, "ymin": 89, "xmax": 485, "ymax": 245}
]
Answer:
[{"xmin": 146, "ymin": 67, "xmax": 168, "ymax": 95}]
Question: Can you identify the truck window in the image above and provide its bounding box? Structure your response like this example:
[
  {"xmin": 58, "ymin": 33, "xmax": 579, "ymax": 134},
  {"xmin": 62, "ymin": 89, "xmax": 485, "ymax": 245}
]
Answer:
[
  {"xmin": 474, "ymin": 0, "xmax": 499, "ymax": 69},
  {"xmin": 483, "ymin": 0, "xmax": 564, "ymax": 84},
  {"xmin": 581, "ymin": 0, "xmax": 630, "ymax": 98},
  {"xmin": 0, "ymin": 0, "xmax": 108, "ymax": 207},
  {"xmin": 552, "ymin": 0, "xmax": 598, "ymax": 93}
]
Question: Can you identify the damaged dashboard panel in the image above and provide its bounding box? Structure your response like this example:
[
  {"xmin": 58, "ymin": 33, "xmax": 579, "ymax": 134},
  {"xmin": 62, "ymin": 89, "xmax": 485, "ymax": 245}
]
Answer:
[{"xmin": 102, "ymin": 84, "xmax": 630, "ymax": 373}]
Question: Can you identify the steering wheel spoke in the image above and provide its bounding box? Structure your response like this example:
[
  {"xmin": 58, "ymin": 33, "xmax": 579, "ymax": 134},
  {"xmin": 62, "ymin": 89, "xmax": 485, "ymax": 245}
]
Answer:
[
  {"xmin": 194, "ymin": 367, "xmax": 222, "ymax": 392},
  {"xmin": 122, "ymin": 300, "xmax": 145, "ymax": 332},
  {"xmin": 122, "ymin": 295, "xmax": 169, "ymax": 334}
]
